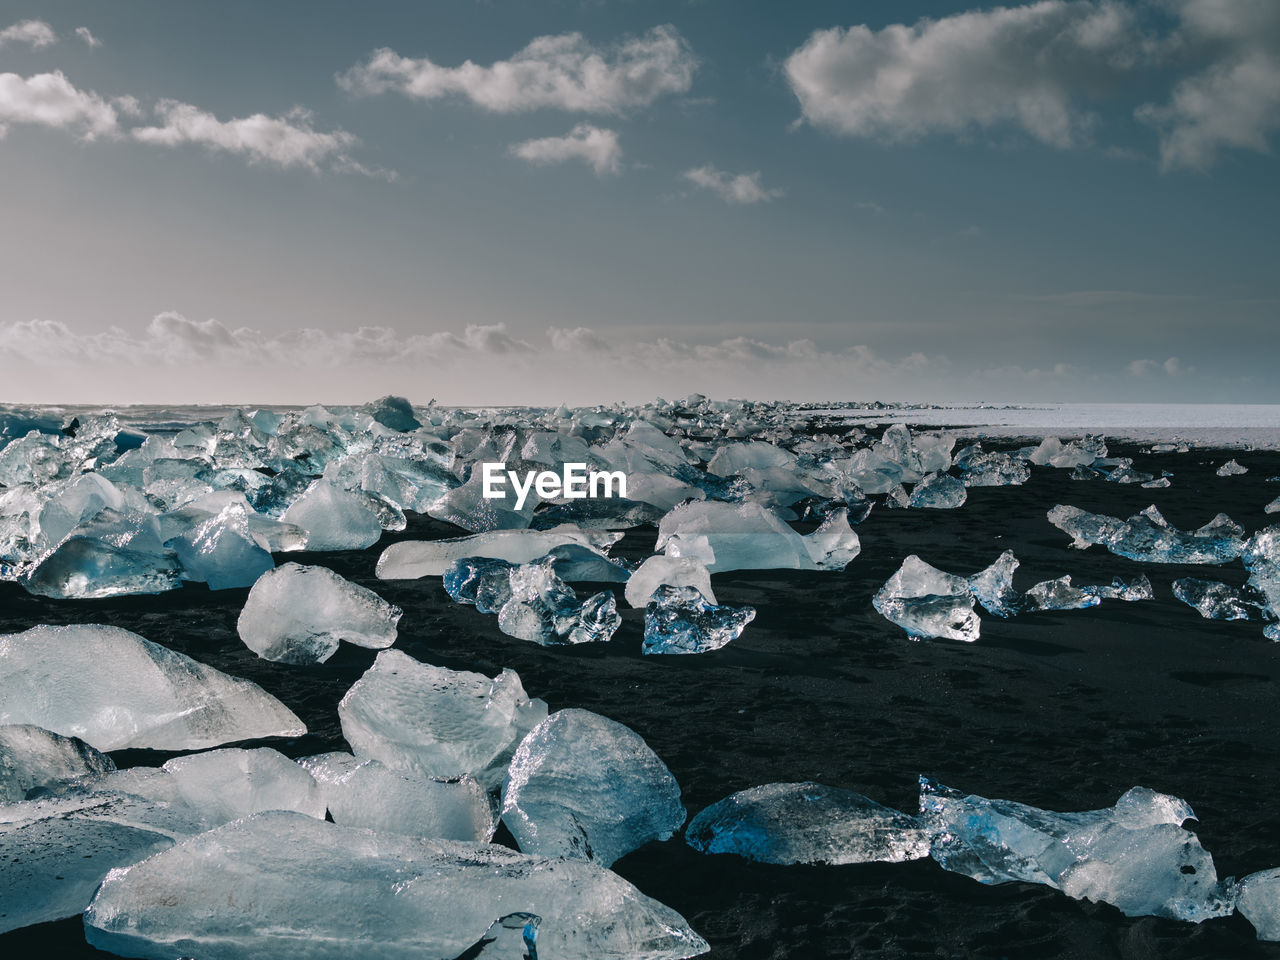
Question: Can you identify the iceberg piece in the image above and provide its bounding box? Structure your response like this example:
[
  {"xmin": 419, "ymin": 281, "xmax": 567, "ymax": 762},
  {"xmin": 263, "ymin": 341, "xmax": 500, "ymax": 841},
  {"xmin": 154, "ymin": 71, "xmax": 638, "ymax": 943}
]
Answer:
[
  {"xmin": 502, "ymin": 708, "xmax": 685, "ymax": 867},
  {"xmin": 966, "ymin": 550, "xmax": 1022, "ymax": 618},
  {"xmin": 625, "ymin": 555, "xmax": 716, "ymax": 608},
  {"xmin": 1173, "ymin": 578, "xmax": 1257, "ymax": 621},
  {"xmin": 908, "ymin": 473, "xmax": 967, "ymax": 509},
  {"xmin": 497, "ymin": 560, "xmax": 621, "ymax": 646},
  {"xmin": 531, "ymin": 497, "xmax": 663, "ymax": 530},
  {"xmin": 160, "ymin": 747, "xmax": 325, "ymax": 823},
  {"xmin": 872, "ymin": 556, "xmax": 980, "ymax": 642},
  {"xmin": 430, "ymin": 472, "xmax": 536, "ymax": 532},
  {"xmin": 802, "ymin": 506, "xmax": 861, "ymax": 569},
  {"xmin": 1104, "ymin": 462, "xmax": 1155, "ymax": 484},
  {"xmin": 22, "ymin": 509, "xmax": 181, "ymax": 599},
  {"xmin": 443, "ymin": 556, "xmax": 516, "ymax": 611},
  {"xmin": 166, "ymin": 501, "xmax": 274, "ymax": 590},
  {"xmin": 283, "ymin": 480, "xmax": 383, "ymax": 550},
  {"xmin": 363, "ymin": 395, "xmax": 421, "ymax": 432},
  {"xmin": 1143, "ymin": 477, "xmax": 1172, "ymax": 489},
  {"xmin": 0, "ymin": 624, "xmax": 305, "ymax": 751},
  {"xmin": 84, "ymin": 811, "xmax": 710, "ymax": 960},
  {"xmin": 300, "ymin": 752, "xmax": 495, "ymax": 842},
  {"xmin": 237, "ymin": 562, "xmax": 402, "ymax": 664},
  {"xmin": 1023, "ymin": 575, "xmax": 1100, "ymax": 612},
  {"xmin": 656, "ymin": 501, "xmax": 856, "ymax": 573},
  {"xmin": 686, "ymin": 781, "xmax": 930, "ymax": 866},
  {"xmin": 1267, "ymin": 495, "xmax": 1280, "ymax": 514},
  {"xmin": 0, "ymin": 724, "xmax": 114, "ymax": 801},
  {"xmin": 545, "ymin": 542, "xmax": 632, "ymax": 583},
  {"xmin": 1090, "ymin": 573, "xmax": 1154, "ymax": 602},
  {"xmin": 1237, "ymin": 868, "xmax": 1280, "ymax": 941},
  {"xmin": 957, "ymin": 448, "xmax": 1030, "ymax": 487},
  {"xmin": 1217, "ymin": 459, "xmax": 1248, "ymax": 477},
  {"xmin": 1047, "ymin": 504, "xmax": 1245, "ymax": 564},
  {"xmin": 1243, "ymin": 527, "xmax": 1280, "ymax": 635},
  {"xmin": 378, "ymin": 528, "xmax": 620, "ymax": 579},
  {"xmin": 643, "ymin": 585, "xmax": 755, "ymax": 655},
  {"xmin": 339, "ymin": 650, "xmax": 547, "ymax": 789},
  {"xmin": 1046, "ymin": 504, "xmax": 1127, "ymax": 550},
  {"xmin": 920, "ymin": 779, "xmax": 1231, "ymax": 921}
]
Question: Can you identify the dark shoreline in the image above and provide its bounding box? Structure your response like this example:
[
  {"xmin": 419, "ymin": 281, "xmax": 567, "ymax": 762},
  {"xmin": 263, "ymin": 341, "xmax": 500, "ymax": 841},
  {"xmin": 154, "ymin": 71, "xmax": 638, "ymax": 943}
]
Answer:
[{"xmin": 4, "ymin": 441, "xmax": 1280, "ymax": 959}]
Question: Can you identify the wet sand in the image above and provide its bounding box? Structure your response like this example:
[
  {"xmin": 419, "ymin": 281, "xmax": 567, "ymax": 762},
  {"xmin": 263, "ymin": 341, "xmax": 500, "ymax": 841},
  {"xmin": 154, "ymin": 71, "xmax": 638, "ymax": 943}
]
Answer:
[{"xmin": 4, "ymin": 440, "xmax": 1280, "ymax": 959}]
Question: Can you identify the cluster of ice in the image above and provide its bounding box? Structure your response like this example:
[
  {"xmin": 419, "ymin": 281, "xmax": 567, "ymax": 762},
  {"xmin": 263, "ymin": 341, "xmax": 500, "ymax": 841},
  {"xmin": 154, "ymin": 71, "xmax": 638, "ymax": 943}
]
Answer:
[
  {"xmin": 0, "ymin": 625, "xmax": 305, "ymax": 750},
  {"xmin": 686, "ymin": 782, "xmax": 930, "ymax": 865},
  {"xmin": 501, "ymin": 709, "xmax": 685, "ymax": 867},
  {"xmin": 443, "ymin": 555, "xmax": 623, "ymax": 646},
  {"xmin": 83, "ymin": 812, "xmax": 710, "ymax": 960},
  {"xmin": 1048, "ymin": 504, "xmax": 1246, "ymax": 564},
  {"xmin": 237, "ymin": 562, "xmax": 402, "ymax": 663},
  {"xmin": 874, "ymin": 553, "xmax": 1153, "ymax": 640},
  {"xmin": 643, "ymin": 585, "xmax": 756, "ymax": 654}
]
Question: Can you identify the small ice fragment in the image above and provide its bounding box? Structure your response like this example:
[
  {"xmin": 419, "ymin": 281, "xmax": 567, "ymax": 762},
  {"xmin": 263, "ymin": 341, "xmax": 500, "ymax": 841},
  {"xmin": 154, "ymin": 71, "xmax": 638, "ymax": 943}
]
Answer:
[
  {"xmin": 643, "ymin": 585, "xmax": 755, "ymax": 655},
  {"xmin": 686, "ymin": 781, "xmax": 931, "ymax": 865},
  {"xmin": 0, "ymin": 724, "xmax": 114, "ymax": 801},
  {"xmin": 626, "ymin": 555, "xmax": 716, "ymax": 608},
  {"xmin": 966, "ymin": 550, "xmax": 1021, "ymax": 618},
  {"xmin": 908, "ymin": 473, "xmax": 967, "ymax": 509},
  {"xmin": 1023, "ymin": 575, "xmax": 1101, "ymax": 612},
  {"xmin": 1142, "ymin": 477, "xmax": 1172, "ymax": 488},
  {"xmin": 501, "ymin": 708, "xmax": 685, "ymax": 867},
  {"xmin": 873, "ymin": 556, "xmax": 980, "ymax": 642},
  {"xmin": 1217, "ymin": 459, "xmax": 1248, "ymax": 477},
  {"xmin": 1173, "ymin": 578, "xmax": 1255, "ymax": 620}
]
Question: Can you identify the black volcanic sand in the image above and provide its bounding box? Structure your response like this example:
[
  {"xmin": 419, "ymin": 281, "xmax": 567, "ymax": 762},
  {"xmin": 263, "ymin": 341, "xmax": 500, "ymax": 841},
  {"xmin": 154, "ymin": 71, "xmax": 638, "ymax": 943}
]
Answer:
[{"xmin": 4, "ymin": 440, "xmax": 1280, "ymax": 959}]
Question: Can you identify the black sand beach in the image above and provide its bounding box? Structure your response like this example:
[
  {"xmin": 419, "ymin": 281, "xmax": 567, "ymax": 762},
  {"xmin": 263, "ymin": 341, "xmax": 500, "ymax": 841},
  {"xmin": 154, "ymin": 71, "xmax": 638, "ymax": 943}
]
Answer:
[{"xmin": 4, "ymin": 438, "xmax": 1280, "ymax": 960}]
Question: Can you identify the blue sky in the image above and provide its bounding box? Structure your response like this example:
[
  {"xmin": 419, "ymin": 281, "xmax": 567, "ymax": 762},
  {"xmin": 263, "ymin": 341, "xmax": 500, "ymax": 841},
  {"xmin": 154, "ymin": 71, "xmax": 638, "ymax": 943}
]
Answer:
[{"xmin": 0, "ymin": 1, "xmax": 1276, "ymax": 405}]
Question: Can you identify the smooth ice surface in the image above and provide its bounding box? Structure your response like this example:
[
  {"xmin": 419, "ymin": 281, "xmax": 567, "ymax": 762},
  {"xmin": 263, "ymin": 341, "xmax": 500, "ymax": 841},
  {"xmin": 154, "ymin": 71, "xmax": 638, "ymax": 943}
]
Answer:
[
  {"xmin": 300, "ymin": 752, "xmax": 496, "ymax": 841},
  {"xmin": 1048, "ymin": 504, "xmax": 1245, "ymax": 564},
  {"xmin": 1237, "ymin": 868, "xmax": 1280, "ymax": 941},
  {"xmin": 626, "ymin": 555, "xmax": 717, "ymax": 608},
  {"xmin": 84, "ymin": 812, "xmax": 710, "ymax": 960},
  {"xmin": 378, "ymin": 528, "xmax": 620, "ymax": 579},
  {"xmin": 501, "ymin": 709, "xmax": 685, "ymax": 867},
  {"xmin": 237, "ymin": 562, "xmax": 402, "ymax": 664},
  {"xmin": 0, "ymin": 625, "xmax": 305, "ymax": 751},
  {"xmin": 873, "ymin": 555, "xmax": 980, "ymax": 641},
  {"xmin": 283, "ymin": 481, "xmax": 383, "ymax": 551},
  {"xmin": 643, "ymin": 585, "xmax": 756, "ymax": 655},
  {"xmin": 339, "ymin": 650, "xmax": 548, "ymax": 789},
  {"xmin": 656, "ymin": 501, "xmax": 857, "ymax": 573},
  {"xmin": 0, "ymin": 724, "xmax": 114, "ymax": 801},
  {"xmin": 160, "ymin": 748, "xmax": 325, "ymax": 823},
  {"xmin": 920, "ymin": 779, "xmax": 1231, "ymax": 921},
  {"xmin": 166, "ymin": 501, "xmax": 274, "ymax": 590},
  {"xmin": 22, "ymin": 511, "xmax": 181, "ymax": 599},
  {"xmin": 908, "ymin": 473, "xmax": 967, "ymax": 509},
  {"xmin": 686, "ymin": 781, "xmax": 931, "ymax": 866}
]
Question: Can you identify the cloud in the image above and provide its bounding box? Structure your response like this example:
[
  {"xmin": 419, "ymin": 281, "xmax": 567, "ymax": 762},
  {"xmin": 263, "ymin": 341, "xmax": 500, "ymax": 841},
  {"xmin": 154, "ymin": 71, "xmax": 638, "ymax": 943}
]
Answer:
[
  {"xmin": 130, "ymin": 101, "xmax": 385, "ymax": 176},
  {"xmin": 784, "ymin": 1, "xmax": 1144, "ymax": 148},
  {"xmin": 511, "ymin": 123, "xmax": 622, "ymax": 175},
  {"xmin": 1138, "ymin": 1, "xmax": 1280, "ymax": 169},
  {"xmin": 682, "ymin": 164, "xmax": 783, "ymax": 204},
  {"xmin": 1127, "ymin": 356, "xmax": 1188, "ymax": 376},
  {"xmin": 0, "ymin": 19, "xmax": 56, "ymax": 49},
  {"xmin": 0, "ymin": 71, "xmax": 121, "ymax": 140},
  {"xmin": 75, "ymin": 26, "xmax": 101, "ymax": 48},
  {"xmin": 338, "ymin": 25, "xmax": 696, "ymax": 114}
]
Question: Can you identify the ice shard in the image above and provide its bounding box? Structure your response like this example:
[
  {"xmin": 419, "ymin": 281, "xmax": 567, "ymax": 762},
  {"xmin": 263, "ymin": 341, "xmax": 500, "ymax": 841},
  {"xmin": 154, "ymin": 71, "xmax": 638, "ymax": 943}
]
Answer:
[
  {"xmin": 1023, "ymin": 576, "xmax": 1101, "ymax": 612},
  {"xmin": 237, "ymin": 562, "xmax": 402, "ymax": 664},
  {"xmin": 300, "ymin": 752, "xmax": 496, "ymax": 842},
  {"xmin": 159, "ymin": 747, "xmax": 325, "ymax": 823},
  {"xmin": 283, "ymin": 480, "xmax": 383, "ymax": 551},
  {"xmin": 1216, "ymin": 459, "xmax": 1248, "ymax": 477},
  {"xmin": 1173, "ymin": 579, "xmax": 1257, "ymax": 620},
  {"xmin": 0, "ymin": 724, "xmax": 114, "ymax": 802},
  {"xmin": 378, "ymin": 528, "xmax": 620, "ymax": 579},
  {"xmin": 495, "ymin": 560, "xmax": 622, "ymax": 646},
  {"xmin": 166, "ymin": 500, "xmax": 274, "ymax": 590},
  {"xmin": 84, "ymin": 812, "xmax": 710, "ymax": 960},
  {"xmin": 339, "ymin": 650, "xmax": 547, "ymax": 789},
  {"xmin": 873, "ymin": 556, "xmax": 980, "ymax": 641},
  {"xmin": 501, "ymin": 709, "xmax": 685, "ymax": 867},
  {"xmin": 643, "ymin": 585, "xmax": 755, "ymax": 655},
  {"xmin": 0, "ymin": 625, "xmax": 305, "ymax": 751},
  {"xmin": 656, "ymin": 501, "xmax": 857, "ymax": 573},
  {"xmin": 686, "ymin": 781, "xmax": 930, "ymax": 865},
  {"xmin": 22, "ymin": 509, "xmax": 181, "ymax": 599},
  {"xmin": 908, "ymin": 472, "xmax": 967, "ymax": 509},
  {"xmin": 920, "ymin": 779, "xmax": 1232, "ymax": 921},
  {"xmin": 1237, "ymin": 868, "xmax": 1280, "ymax": 941},
  {"xmin": 966, "ymin": 550, "xmax": 1021, "ymax": 618},
  {"xmin": 1047, "ymin": 504, "xmax": 1245, "ymax": 564},
  {"xmin": 625, "ymin": 555, "xmax": 717, "ymax": 608}
]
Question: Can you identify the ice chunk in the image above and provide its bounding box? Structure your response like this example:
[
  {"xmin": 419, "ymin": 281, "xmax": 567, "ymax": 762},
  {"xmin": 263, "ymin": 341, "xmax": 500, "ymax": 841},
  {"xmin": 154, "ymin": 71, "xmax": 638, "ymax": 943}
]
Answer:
[
  {"xmin": 545, "ymin": 542, "xmax": 632, "ymax": 583},
  {"xmin": 283, "ymin": 480, "xmax": 383, "ymax": 550},
  {"xmin": 626, "ymin": 555, "xmax": 716, "ymax": 608},
  {"xmin": 502, "ymin": 709, "xmax": 685, "ymax": 867},
  {"xmin": 920, "ymin": 779, "xmax": 1231, "ymax": 921},
  {"xmin": 237, "ymin": 562, "xmax": 401, "ymax": 664},
  {"xmin": 1047, "ymin": 504, "xmax": 1245, "ymax": 564},
  {"xmin": 1091, "ymin": 573, "xmax": 1155, "ymax": 601},
  {"xmin": 0, "ymin": 624, "xmax": 305, "ymax": 751},
  {"xmin": 802, "ymin": 506, "xmax": 861, "ymax": 569},
  {"xmin": 339, "ymin": 650, "xmax": 547, "ymax": 789},
  {"xmin": 686, "ymin": 782, "xmax": 930, "ymax": 865},
  {"xmin": 957, "ymin": 448, "xmax": 1030, "ymax": 487},
  {"xmin": 1241, "ymin": 527, "xmax": 1280, "ymax": 636},
  {"xmin": 166, "ymin": 501, "xmax": 274, "ymax": 590},
  {"xmin": 1023, "ymin": 576, "xmax": 1100, "ymax": 612},
  {"xmin": 22, "ymin": 509, "xmax": 181, "ymax": 599},
  {"xmin": 656, "ymin": 501, "xmax": 856, "ymax": 573},
  {"xmin": 1237, "ymin": 868, "xmax": 1280, "ymax": 941},
  {"xmin": 1267, "ymin": 495, "xmax": 1280, "ymax": 514},
  {"xmin": 643, "ymin": 586, "xmax": 755, "ymax": 655},
  {"xmin": 706, "ymin": 441, "xmax": 795, "ymax": 476},
  {"xmin": 363, "ymin": 395, "xmax": 421, "ymax": 432},
  {"xmin": 378, "ymin": 528, "xmax": 620, "ymax": 579},
  {"xmin": 300, "ymin": 752, "xmax": 495, "ymax": 841},
  {"xmin": 0, "ymin": 724, "xmax": 114, "ymax": 801},
  {"xmin": 1173, "ymin": 578, "xmax": 1255, "ymax": 620},
  {"xmin": 966, "ymin": 550, "xmax": 1021, "ymax": 618},
  {"xmin": 84, "ymin": 812, "xmax": 709, "ymax": 960},
  {"xmin": 497, "ymin": 560, "xmax": 621, "ymax": 646},
  {"xmin": 532, "ymin": 497, "xmax": 663, "ymax": 530},
  {"xmin": 908, "ymin": 473, "xmax": 967, "ymax": 509},
  {"xmin": 160, "ymin": 747, "xmax": 325, "ymax": 822},
  {"xmin": 443, "ymin": 556, "xmax": 516, "ymax": 611},
  {"xmin": 1217, "ymin": 459, "xmax": 1248, "ymax": 477},
  {"xmin": 873, "ymin": 556, "xmax": 980, "ymax": 642},
  {"xmin": 1143, "ymin": 477, "xmax": 1172, "ymax": 489}
]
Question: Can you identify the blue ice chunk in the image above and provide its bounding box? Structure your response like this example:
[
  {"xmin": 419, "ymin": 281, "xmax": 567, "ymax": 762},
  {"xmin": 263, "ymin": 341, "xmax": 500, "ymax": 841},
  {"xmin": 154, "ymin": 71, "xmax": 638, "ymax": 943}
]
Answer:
[{"xmin": 642, "ymin": 585, "xmax": 755, "ymax": 655}]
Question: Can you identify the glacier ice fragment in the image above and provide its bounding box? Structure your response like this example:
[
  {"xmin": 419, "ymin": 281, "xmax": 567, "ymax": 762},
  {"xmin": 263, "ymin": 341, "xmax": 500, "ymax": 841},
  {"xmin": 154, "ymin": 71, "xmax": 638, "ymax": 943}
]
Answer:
[{"xmin": 643, "ymin": 585, "xmax": 755, "ymax": 655}]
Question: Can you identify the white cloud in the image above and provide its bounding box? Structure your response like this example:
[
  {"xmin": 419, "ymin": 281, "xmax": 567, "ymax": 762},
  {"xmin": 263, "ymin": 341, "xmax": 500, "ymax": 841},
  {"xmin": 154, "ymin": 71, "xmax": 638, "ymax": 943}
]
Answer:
[
  {"xmin": 0, "ymin": 19, "xmax": 56, "ymax": 49},
  {"xmin": 682, "ymin": 164, "xmax": 783, "ymax": 204},
  {"xmin": 784, "ymin": 1, "xmax": 1145, "ymax": 148},
  {"xmin": 1127, "ymin": 356, "xmax": 1188, "ymax": 376},
  {"xmin": 75, "ymin": 26, "xmax": 101, "ymax": 48},
  {"xmin": 338, "ymin": 25, "xmax": 696, "ymax": 114},
  {"xmin": 1138, "ymin": 1, "xmax": 1280, "ymax": 169},
  {"xmin": 0, "ymin": 71, "xmax": 121, "ymax": 140},
  {"xmin": 131, "ymin": 101, "xmax": 383, "ymax": 175},
  {"xmin": 511, "ymin": 123, "xmax": 622, "ymax": 175}
]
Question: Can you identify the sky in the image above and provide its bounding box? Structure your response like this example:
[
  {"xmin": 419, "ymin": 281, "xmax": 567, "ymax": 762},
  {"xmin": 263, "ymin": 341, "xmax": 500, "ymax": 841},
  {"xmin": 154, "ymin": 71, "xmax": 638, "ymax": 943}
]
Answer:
[{"xmin": 0, "ymin": 0, "xmax": 1276, "ymax": 406}]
